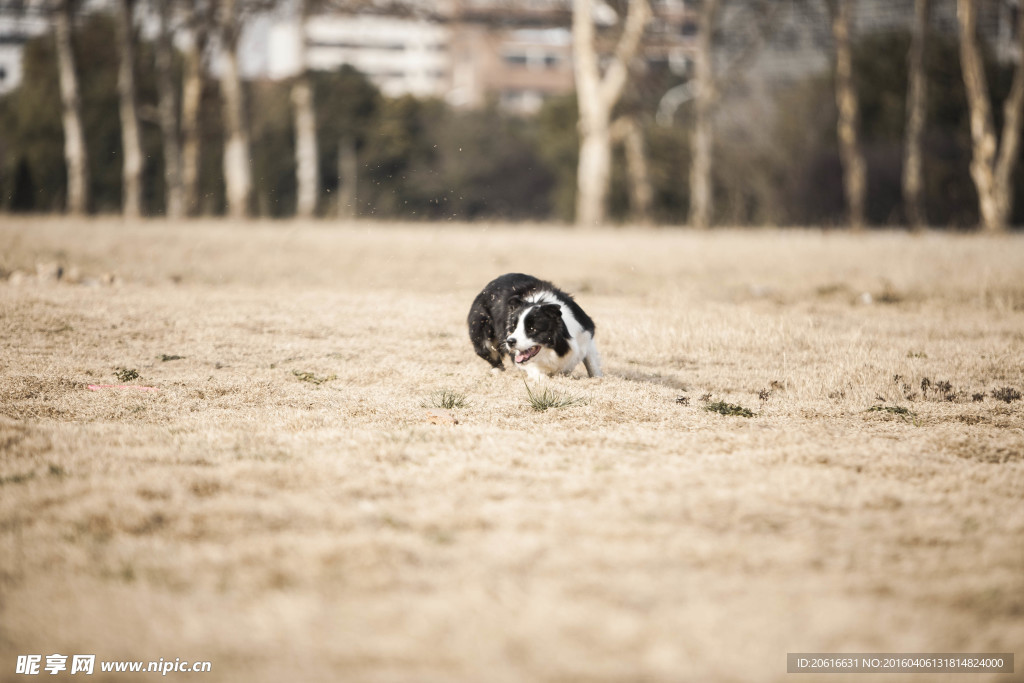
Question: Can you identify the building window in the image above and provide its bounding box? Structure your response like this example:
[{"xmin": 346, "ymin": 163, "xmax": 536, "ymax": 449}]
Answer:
[{"xmin": 502, "ymin": 51, "xmax": 562, "ymax": 70}]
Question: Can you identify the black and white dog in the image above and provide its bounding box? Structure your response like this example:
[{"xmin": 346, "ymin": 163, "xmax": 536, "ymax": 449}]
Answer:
[{"xmin": 467, "ymin": 273, "xmax": 602, "ymax": 380}]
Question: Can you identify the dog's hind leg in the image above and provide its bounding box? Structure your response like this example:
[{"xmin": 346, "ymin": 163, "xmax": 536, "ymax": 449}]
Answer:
[{"xmin": 468, "ymin": 308, "xmax": 505, "ymax": 371}]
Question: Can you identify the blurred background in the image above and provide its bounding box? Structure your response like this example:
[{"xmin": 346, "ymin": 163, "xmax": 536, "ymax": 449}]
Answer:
[{"xmin": 0, "ymin": 0, "xmax": 1022, "ymax": 230}]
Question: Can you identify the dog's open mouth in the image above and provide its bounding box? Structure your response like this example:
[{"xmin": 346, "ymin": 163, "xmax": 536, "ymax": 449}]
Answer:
[{"xmin": 514, "ymin": 345, "xmax": 541, "ymax": 364}]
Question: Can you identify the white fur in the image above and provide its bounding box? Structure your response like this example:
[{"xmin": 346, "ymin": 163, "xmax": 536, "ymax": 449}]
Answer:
[{"xmin": 509, "ymin": 291, "xmax": 602, "ymax": 380}]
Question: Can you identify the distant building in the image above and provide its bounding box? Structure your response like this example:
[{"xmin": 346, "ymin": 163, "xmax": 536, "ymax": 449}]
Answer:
[
  {"xmin": 267, "ymin": 14, "xmax": 451, "ymax": 99},
  {"xmin": 447, "ymin": 0, "xmax": 575, "ymax": 111},
  {"xmin": 702, "ymin": 0, "xmax": 1022, "ymax": 136},
  {"xmin": 736, "ymin": 0, "xmax": 1021, "ymax": 88},
  {"xmin": 0, "ymin": 0, "xmax": 118, "ymax": 95},
  {"xmin": 1, "ymin": 0, "xmax": 1018, "ymax": 110},
  {"xmin": 0, "ymin": 8, "xmax": 47, "ymax": 95},
  {"xmin": 257, "ymin": 0, "xmax": 693, "ymax": 114},
  {"xmin": 448, "ymin": 24, "xmax": 574, "ymax": 111},
  {"xmin": 261, "ymin": 2, "xmax": 578, "ymax": 113}
]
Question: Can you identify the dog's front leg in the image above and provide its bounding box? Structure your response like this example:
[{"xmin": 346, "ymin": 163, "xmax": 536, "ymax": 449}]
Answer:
[
  {"xmin": 523, "ymin": 365, "xmax": 546, "ymax": 382},
  {"xmin": 582, "ymin": 341, "xmax": 603, "ymax": 378}
]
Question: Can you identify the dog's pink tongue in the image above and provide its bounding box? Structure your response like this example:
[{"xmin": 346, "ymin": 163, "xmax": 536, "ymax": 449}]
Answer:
[{"xmin": 515, "ymin": 346, "xmax": 539, "ymax": 363}]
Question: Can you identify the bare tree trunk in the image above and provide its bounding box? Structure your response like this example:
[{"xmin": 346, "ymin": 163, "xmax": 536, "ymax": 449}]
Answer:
[
  {"xmin": 957, "ymin": 0, "xmax": 1024, "ymax": 233},
  {"xmin": 292, "ymin": 0, "xmax": 319, "ymax": 219},
  {"xmin": 576, "ymin": 121, "xmax": 612, "ymax": 227},
  {"xmin": 902, "ymin": 0, "xmax": 929, "ymax": 231},
  {"xmin": 572, "ymin": 0, "xmax": 650, "ymax": 227},
  {"xmin": 292, "ymin": 78, "xmax": 318, "ymax": 217},
  {"xmin": 828, "ymin": 0, "xmax": 867, "ymax": 230},
  {"xmin": 337, "ymin": 134, "xmax": 357, "ymax": 219},
  {"xmin": 612, "ymin": 115, "xmax": 652, "ymax": 224},
  {"xmin": 181, "ymin": 15, "xmax": 207, "ymax": 217},
  {"xmin": 688, "ymin": 0, "xmax": 719, "ymax": 230},
  {"xmin": 53, "ymin": 0, "xmax": 88, "ymax": 215},
  {"xmin": 218, "ymin": 0, "xmax": 252, "ymax": 219},
  {"xmin": 116, "ymin": 0, "xmax": 143, "ymax": 218},
  {"xmin": 689, "ymin": 97, "xmax": 713, "ymax": 229},
  {"xmin": 156, "ymin": 0, "xmax": 184, "ymax": 219}
]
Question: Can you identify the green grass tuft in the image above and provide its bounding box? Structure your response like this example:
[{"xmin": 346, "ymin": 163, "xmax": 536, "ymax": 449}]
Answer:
[
  {"xmin": 114, "ymin": 367, "xmax": 140, "ymax": 382},
  {"xmin": 292, "ymin": 370, "xmax": 337, "ymax": 385},
  {"xmin": 867, "ymin": 404, "xmax": 916, "ymax": 419},
  {"xmin": 991, "ymin": 387, "xmax": 1022, "ymax": 403},
  {"xmin": 702, "ymin": 400, "xmax": 756, "ymax": 418},
  {"xmin": 524, "ymin": 380, "xmax": 588, "ymax": 412},
  {"xmin": 423, "ymin": 389, "xmax": 470, "ymax": 410}
]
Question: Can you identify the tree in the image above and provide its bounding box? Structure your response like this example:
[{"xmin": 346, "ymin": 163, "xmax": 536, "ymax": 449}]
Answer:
[
  {"xmin": 310, "ymin": 66, "xmax": 378, "ymax": 218},
  {"xmin": 611, "ymin": 114, "xmax": 652, "ymax": 224},
  {"xmin": 52, "ymin": 0, "xmax": 89, "ymax": 214},
  {"xmin": 292, "ymin": 0, "xmax": 319, "ymax": 219},
  {"xmin": 337, "ymin": 133, "xmax": 357, "ymax": 218},
  {"xmin": 957, "ymin": 0, "xmax": 1024, "ymax": 233},
  {"xmin": 689, "ymin": 0, "xmax": 719, "ymax": 230},
  {"xmin": 902, "ymin": 0, "xmax": 929, "ymax": 231},
  {"xmin": 217, "ymin": 0, "xmax": 252, "ymax": 218},
  {"xmin": 572, "ymin": 0, "xmax": 651, "ymax": 226},
  {"xmin": 115, "ymin": 0, "xmax": 143, "ymax": 217},
  {"xmin": 682, "ymin": 0, "xmax": 778, "ymax": 229},
  {"xmin": 155, "ymin": 0, "xmax": 184, "ymax": 219},
  {"xmin": 825, "ymin": 0, "xmax": 867, "ymax": 230},
  {"xmin": 181, "ymin": 0, "xmax": 210, "ymax": 216}
]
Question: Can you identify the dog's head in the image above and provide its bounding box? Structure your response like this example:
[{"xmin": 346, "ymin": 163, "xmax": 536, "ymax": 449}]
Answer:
[{"xmin": 506, "ymin": 302, "xmax": 571, "ymax": 364}]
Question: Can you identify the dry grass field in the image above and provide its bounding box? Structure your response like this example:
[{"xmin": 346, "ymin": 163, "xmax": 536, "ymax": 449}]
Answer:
[{"xmin": 1, "ymin": 217, "xmax": 1022, "ymax": 682}]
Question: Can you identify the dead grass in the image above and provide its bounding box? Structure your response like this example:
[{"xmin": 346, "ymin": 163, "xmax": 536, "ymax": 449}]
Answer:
[
  {"xmin": 1, "ymin": 218, "xmax": 1023, "ymax": 682},
  {"xmin": 702, "ymin": 399, "xmax": 757, "ymax": 418},
  {"xmin": 423, "ymin": 388, "xmax": 471, "ymax": 410},
  {"xmin": 523, "ymin": 380, "xmax": 588, "ymax": 412}
]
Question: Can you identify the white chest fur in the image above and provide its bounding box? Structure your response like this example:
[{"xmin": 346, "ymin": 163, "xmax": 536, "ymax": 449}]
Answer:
[{"xmin": 524, "ymin": 330, "xmax": 592, "ymax": 379}]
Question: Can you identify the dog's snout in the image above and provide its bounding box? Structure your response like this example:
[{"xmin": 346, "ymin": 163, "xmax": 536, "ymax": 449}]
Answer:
[{"xmin": 506, "ymin": 337, "xmax": 516, "ymax": 348}]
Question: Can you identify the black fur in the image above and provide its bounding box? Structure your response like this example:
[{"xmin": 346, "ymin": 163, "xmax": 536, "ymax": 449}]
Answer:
[{"xmin": 467, "ymin": 273, "xmax": 594, "ymax": 371}]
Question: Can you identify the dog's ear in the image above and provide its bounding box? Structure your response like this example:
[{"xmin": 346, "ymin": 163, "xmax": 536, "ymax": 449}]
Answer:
[
  {"xmin": 539, "ymin": 303, "xmax": 562, "ymax": 320},
  {"xmin": 508, "ymin": 295, "xmax": 523, "ymax": 309},
  {"xmin": 540, "ymin": 304, "xmax": 572, "ymax": 355},
  {"xmin": 540, "ymin": 303, "xmax": 571, "ymax": 346}
]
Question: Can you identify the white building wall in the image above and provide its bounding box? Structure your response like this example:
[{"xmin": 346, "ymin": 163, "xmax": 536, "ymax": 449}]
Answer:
[
  {"xmin": 0, "ymin": 12, "xmax": 48, "ymax": 95},
  {"xmin": 266, "ymin": 14, "xmax": 451, "ymax": 99}
]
